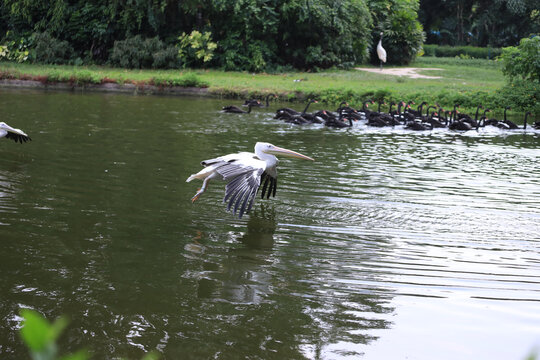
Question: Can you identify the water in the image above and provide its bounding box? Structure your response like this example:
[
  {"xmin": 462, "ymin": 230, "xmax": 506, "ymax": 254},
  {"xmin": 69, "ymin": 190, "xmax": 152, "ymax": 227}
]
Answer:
[{"xmin": 0, "ymin": 89, "xmax": 539, "ymax": 359}]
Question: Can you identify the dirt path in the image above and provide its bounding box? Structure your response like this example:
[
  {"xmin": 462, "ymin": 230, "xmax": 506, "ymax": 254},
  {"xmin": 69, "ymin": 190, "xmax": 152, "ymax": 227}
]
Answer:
[{"xmin": 355, "ymin": 67, "xmax": 443, "ymax": 79}]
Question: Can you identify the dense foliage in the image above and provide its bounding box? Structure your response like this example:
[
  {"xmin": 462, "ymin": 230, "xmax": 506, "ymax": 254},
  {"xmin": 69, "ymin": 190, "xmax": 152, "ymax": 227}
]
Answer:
[
  {"xmin": 0, "ymin": 0, "xmax": 420, "ymax": 70},
  {"xmin": 274, "ymin": 0, "xmax": 373, "ymax": 70},
  {"xmin": 109, "ymin": 35, "xmax": 179, "ymax": 69},
  {"xmin": 498, "ymin": 36, "xmax": 540, "ymax": 114},
  {"xmin": 32, "ymin": 32, "xmax": 73, "ymax": 65},
  {"xmin": 368, "ymin": 0, "xmax": 425, "ymax": 65},
  {"xmin": 177, "ymin": 31, "xmax": 217, "ymax": 68},
  {"xmin": 501, "ymin": 36, "xmax": 540, "ymax": 81},
  {"xmin": 420, "ymin": 0, "xmax": 539, "ymax": 47}
]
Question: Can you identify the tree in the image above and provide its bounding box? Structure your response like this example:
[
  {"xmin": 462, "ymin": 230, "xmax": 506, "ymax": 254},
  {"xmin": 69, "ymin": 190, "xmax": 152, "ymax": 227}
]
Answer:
[
  {"xmin": 277, "ymin": 0, "xmax": 373, "ymax": 69},
  {"xmin": 419, "ymin": 0, "xmax": 539, "ymax": 47},
  {"xmin": 501, "ymin": 36, "xmax": 540, "ymax": 81},
  {"xmin": 369, "ymin": 0, "xmax": 425, "ymax": 65},
  {"xmin": 1, "ymin": 0, "xmax": 422, "ymax": 70}
]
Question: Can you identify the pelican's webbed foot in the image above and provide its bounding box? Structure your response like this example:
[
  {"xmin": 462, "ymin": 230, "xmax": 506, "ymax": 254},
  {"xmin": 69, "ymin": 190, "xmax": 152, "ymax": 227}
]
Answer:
[
  {"xmin": 191, "ymin": 189, "xmax": 203, "ymax": 203},
  {"xmin": 191, "ymin": 177, "xmax": 211, "ymax": 203}
]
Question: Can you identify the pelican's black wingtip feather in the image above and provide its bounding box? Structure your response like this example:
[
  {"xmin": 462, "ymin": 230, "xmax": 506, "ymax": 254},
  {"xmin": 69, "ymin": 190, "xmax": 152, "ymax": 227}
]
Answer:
[
  {"xmin": 5, "ymin": 132, "xmax": 30, "ymax": 144},
  {"xmin": 260, "ymin": 176, "xmax": 270, "ymax": 199},
  {"xmin": 257, "ymin": 173, "xmax": 267, "ymax": 196}
]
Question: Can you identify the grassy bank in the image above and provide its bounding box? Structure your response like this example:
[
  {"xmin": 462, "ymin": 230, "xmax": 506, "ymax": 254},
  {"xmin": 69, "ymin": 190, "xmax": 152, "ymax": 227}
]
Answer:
[{"xmin": 0, "ymin": 57, "xmax": 528, "ymax": 115}]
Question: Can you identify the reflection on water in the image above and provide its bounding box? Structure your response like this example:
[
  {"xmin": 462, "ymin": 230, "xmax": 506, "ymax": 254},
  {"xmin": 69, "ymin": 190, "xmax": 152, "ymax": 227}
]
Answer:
[
  {"xmin": 185, "ymin": 205, "xmax": 278, "ymax": 304},
  {"xmin": 0, "ymin": 89, "xmax": 539, "ymax": 360},
  {"xmin": 238, "ymin": 204, "xmax": 277, "ymax": 249}
]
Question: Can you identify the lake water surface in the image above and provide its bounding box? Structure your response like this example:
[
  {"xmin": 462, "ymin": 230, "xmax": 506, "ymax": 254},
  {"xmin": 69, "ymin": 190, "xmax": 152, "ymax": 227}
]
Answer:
[{"xmin": 0, "ymin": 89, "xmax": 539, "ymax": 359}]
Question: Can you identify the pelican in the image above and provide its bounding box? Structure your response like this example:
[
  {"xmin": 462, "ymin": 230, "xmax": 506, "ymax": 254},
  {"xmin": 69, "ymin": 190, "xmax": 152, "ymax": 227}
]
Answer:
[
  {"xmin": 186, "ymin": 142, "xmax": 314, "ymax": 218},
  {"xmin": 377, "ymin": 32, "xmax": 387, "ymax": 70},
  {"xmin": 0, "ymin": 122, "xmax": 31, "ymax": 143}
]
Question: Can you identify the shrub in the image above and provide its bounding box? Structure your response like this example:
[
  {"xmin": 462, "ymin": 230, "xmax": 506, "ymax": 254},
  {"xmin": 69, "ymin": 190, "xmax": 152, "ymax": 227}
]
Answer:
[
  {"xmin": 152, "ymin": 47, "xmax": 181, "ymax": 69},
  {"xmin": 177, "ymin": 31, "xmax": 217, "ymax": 68},
  {"xmin": 500, "ymin": 36, "xmax": 540, "ymax": 81},
  {"xmin": 0, "ymin": 35, "xmax": 30, "ymax": 63},
  {"xmin": 423, "ymin": 44, "xmax": 502, "ymax": 59},
  {"xmin": 109, "ymin": 35, "xmax": 179, "ymax": 69},
  {"xmin": 497, "ymin": 36, "xmax": 540, "ymax": 114},
  {"xmin": 216, "ymin": 36, "xmax": 274, "ymax": 72},
  {"xmin": 178, "ymin": 73, "xmax": 209, "ymax": 87},
  {"xmin": 110, "ymin": 35, "xmax": 152, "ymax": 68},
  {"xmin": 497, "ymin": 79, "xmax": 540, "ymax": 113},
  {"xmin": 278, "ymin": 0, "xmax": 372, "ymax": 69},
  {"xmin": 369, "ymin": 0, "xmax": 425, "ymax": 65},
  {"xmin": 32, "ymin": 32, "xmax": 73, "ymax": 64},
  {"xmin": 151, "ymin": 73, "xmax": 209, "ymax": 88}
]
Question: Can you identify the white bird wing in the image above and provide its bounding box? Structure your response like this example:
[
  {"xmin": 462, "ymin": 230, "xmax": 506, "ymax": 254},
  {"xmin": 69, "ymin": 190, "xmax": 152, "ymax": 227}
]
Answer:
[
  {"xmin": 202, "ymin": 152, "xmax": 266, "ymax": 218},
  {"xmin": 0, "ymin": 122, "xmax": 31, "ymax": 143}
]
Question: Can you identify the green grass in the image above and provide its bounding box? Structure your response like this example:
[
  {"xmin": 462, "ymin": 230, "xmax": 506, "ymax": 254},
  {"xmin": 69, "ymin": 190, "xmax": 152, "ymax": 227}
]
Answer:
[{"xmin": 0, "ymin": 57, "xmax": 515, "ymax": 114}]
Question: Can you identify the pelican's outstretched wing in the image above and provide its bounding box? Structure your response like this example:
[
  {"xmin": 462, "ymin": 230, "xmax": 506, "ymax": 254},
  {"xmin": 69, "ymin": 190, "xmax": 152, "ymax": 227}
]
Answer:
[
  {"xmin": 200, "ymin": 153, "xmax": 266, "ymax": 218},
  {"xmin": 223, "ymin": 167, "xmax": 264, "ymax": 218},
  {"xmin": 0, "ymin": 122, "xmax": 31, "ymax": 144}
]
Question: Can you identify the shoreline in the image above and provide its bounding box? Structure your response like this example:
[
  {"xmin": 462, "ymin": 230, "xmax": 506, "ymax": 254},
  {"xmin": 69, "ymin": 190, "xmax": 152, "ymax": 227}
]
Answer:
[{"xmin": 0, "ymin": 79, "xmax": 211, "ymax": 97}]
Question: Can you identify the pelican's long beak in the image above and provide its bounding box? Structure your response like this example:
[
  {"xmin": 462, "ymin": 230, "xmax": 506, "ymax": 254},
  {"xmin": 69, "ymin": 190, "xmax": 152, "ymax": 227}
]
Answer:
[{"xmin": 268, "ymin": 146, "xmax": 315, "ymax": 161}]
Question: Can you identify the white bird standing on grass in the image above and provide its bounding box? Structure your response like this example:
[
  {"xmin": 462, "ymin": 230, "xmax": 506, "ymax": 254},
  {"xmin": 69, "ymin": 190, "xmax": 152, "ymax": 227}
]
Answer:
[
  {"xmin": 186, "ymin": 142, "xmax": 314, "ymax": 218},
  {"xmin": 377, "ymin": 32, "xmax": 387, "ymax": 70},
  {"xmin": 0, "ymin": 122, "xmax": 31, "ymax": 143}
]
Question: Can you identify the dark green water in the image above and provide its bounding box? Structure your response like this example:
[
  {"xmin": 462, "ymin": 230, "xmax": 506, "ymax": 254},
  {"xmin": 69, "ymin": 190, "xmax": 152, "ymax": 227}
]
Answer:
[{"xmin": 1, "ymin": 89, "xmax": 539, "ymax": 359}]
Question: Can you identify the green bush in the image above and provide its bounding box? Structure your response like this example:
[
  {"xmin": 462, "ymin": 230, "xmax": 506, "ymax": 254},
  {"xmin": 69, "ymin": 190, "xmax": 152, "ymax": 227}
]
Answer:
[
  {"xmin": 0, "ymin": 33, "xmax": 31, "ymax": 63},
  {"xmin": 178, "ymin": 73, "xmax": 208, "ymax": 87},
  {"xmin": 217, "ymin": 37, "xmax": 275, "ymax": 72},
  {"xmin": 151, "ymin": 73, "xmax": 209, "ymax": 88},
  {"xmin": 32, "ymin": 32, "xmax": 73, "ymax": 64},
  {"xmin": 497, "ymin": 79, "xmax": 540, "ymax": 113},
  {"xmin": 278, "ymin": 0, "xmax": 372, "ymax": 69},
  {"xmin": 177, "ymin": 31, "xmax": 217, "ymax": 68},
  {"xmin": 423, "ymin": 44, "xmax": 502, "ymax": 59},
  {"xmin": 497, "ymin": 36, "xmax": 540, "ymax": 114},
  {"xmin": 152, "ymin": 47, "xmax": 181, "ymax": 69},
  {"xmin": 109, "ymin": 35, "xmax": 179, "ymax": 69},
  {"xmin": 500, "ymin": 36, "xmax": 540, "ymax": 81},
  {"xmin": 369, "ymin": 0, "xmax": 425, "ymax": 65}
]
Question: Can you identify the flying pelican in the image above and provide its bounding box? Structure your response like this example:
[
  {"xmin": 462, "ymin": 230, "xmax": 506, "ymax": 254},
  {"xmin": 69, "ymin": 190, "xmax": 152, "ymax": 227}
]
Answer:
[
  {"xmin": 377, "ymin": 32, "xmax": 387, "ymax": 70},
  {"xmin": 186, "ymin": 142, "xmax": 314, "ymax": 218},
  {"xmin": 0, "ymin": 122, "xmax": 31, "ymax": 143}
]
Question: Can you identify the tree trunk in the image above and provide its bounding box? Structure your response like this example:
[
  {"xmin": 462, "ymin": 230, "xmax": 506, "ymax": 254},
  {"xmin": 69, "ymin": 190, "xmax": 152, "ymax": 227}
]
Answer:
[{"xmin": 457, "ymin": 1, "xmax": 464, "ymax": 44}]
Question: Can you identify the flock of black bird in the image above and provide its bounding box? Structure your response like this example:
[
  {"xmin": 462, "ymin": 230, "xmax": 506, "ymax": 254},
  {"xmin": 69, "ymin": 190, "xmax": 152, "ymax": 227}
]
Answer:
[{"xmin": 222, "ymin": 94, "xmax": 539, "ymax": 131}]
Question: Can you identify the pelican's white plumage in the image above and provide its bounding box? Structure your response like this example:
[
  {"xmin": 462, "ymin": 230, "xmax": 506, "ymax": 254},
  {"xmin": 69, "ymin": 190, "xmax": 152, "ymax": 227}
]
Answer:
[
  {"xmin": 377, "ymin": 32, "xmax": 387, "ymax": 66},
  {"xmin": 186, "ymin": 142, "xmax": 314, "ymax": 218},
  {"xmin": 0, "ymin": 122, "xmax": 31, "ymax": 143}
]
